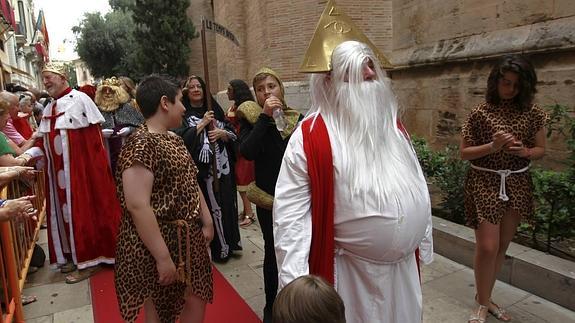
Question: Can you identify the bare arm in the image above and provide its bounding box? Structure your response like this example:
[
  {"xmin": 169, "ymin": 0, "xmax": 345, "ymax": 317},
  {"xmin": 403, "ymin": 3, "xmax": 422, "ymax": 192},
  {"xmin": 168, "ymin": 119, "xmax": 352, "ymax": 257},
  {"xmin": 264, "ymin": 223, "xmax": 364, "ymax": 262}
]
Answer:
[
  {"xmin": 0, "ymin": 154, "xmax": 29, "ymax": 167},
  {"xmin": 122, "ymin": 163, "xmax": 177, "ymax": 285},
  {"xmin": 505, "ymin": 127, "xmax": 546, "ymax": 160},
  {"xmin": 460, "ymin": 131, "xmax": 515, "ymax": 161}
]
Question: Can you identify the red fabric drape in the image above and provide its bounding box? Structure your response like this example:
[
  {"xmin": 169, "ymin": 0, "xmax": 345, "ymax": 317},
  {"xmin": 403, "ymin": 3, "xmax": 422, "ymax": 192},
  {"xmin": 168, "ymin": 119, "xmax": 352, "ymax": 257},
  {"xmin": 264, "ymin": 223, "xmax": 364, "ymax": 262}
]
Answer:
[{"xmin": 302, "ymin": 116, "xmax": 335, "ymax": 285}]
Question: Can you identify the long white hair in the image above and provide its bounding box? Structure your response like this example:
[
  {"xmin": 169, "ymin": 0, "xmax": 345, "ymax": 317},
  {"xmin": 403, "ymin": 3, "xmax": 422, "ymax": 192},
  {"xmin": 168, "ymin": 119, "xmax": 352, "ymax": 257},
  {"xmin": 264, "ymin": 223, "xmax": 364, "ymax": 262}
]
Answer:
[{"xmin": 307, "ymin": 41, "xmax": 427, "ymax": 206}]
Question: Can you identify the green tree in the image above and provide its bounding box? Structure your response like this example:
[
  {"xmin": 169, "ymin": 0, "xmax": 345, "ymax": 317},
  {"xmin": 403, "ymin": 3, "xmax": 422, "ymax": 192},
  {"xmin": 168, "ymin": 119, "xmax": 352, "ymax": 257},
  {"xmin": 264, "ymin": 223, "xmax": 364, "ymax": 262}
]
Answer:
[
  {"xmin": 109, "ymin": 0, "xmax": 135, "ymax": 11},
  {"xmin": 73, "ymin": 10, "xmax": 137, "ymax": 78},
  {"xmin": 130, "ymin": 0, "xmax": 196, "ymax": 77},
  {"xmin": 63, "ymin": 62, "xmax": 78, "ymax": 87}
]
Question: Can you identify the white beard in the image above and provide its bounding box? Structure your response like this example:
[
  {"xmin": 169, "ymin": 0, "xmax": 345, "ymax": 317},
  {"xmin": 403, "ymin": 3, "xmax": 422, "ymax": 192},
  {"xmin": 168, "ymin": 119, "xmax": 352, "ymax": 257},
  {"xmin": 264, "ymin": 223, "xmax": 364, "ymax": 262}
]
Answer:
[{"xmin": 320, "ymin": 78, "xmax": 428, "ymax": 207}]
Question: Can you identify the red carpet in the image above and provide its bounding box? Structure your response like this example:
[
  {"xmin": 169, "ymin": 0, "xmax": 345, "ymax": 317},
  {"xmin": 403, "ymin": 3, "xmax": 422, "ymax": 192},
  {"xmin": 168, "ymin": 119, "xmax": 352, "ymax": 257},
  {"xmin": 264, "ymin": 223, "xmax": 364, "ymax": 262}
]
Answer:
[{"xmin": 90, "ymin": 267, "xmax": 262, "ymax": 322}]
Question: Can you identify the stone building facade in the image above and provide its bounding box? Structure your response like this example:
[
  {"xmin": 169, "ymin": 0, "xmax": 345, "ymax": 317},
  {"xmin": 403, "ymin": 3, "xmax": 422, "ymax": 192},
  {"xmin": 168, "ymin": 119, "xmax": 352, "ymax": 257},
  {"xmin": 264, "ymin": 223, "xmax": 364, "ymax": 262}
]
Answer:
[
  {"xmin": 188, "ymin": 0, "xmax": 574, "ymax": 164},
  {"xmin": 187, "ymin": 0, "xmax": 392, "ymax": 89}
]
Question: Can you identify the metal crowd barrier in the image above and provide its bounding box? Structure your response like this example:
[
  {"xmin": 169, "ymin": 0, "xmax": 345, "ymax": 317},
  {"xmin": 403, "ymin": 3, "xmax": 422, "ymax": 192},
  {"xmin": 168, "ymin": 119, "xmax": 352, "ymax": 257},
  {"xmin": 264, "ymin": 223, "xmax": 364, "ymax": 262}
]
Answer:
[{"xmin": 0, "ymin": 171, "xmax": 46, "ymax": 323}]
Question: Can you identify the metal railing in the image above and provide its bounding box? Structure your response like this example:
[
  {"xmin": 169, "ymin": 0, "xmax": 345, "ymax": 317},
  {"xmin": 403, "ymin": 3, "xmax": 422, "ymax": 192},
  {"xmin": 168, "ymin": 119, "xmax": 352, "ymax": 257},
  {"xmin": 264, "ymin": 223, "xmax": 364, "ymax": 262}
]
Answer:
[{"xmin": 0, "ymin": 172, "xmax": 45, "ymax": 323}]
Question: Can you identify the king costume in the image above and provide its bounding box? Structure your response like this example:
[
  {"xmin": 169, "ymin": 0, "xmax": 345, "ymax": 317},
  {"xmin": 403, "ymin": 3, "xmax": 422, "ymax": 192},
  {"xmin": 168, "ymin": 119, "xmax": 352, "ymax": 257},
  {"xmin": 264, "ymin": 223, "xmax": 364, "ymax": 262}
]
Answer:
[
  {"xmin": 38, "ymin": 75, "xmax": 121, "ymax": 269},
  {"xmin": 95, "ymin": 77, "xmax": 144, "ymax": 173}
]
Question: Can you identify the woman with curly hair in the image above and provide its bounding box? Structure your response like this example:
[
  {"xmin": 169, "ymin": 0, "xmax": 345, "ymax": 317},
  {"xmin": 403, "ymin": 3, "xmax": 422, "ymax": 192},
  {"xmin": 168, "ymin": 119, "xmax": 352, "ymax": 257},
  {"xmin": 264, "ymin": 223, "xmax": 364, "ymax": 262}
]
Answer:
[{"xmin": 461, "ymin": 55, "xmax": 548, "ymax": 323}]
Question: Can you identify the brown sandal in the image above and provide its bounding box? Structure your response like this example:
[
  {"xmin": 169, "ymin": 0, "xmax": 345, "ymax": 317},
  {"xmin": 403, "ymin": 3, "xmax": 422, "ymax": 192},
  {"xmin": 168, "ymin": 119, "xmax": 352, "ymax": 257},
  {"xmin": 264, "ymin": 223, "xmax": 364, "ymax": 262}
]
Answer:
[
  {"xmin": 239, "ymin": 213, "xmax": 256, "ymax": 227},
  {"xmin": 59, "ymin": 262, "xmax": 77, "ymax": 273},
  {"xmin": 65, "ymin": 266, "xmax": 101, "ymax": 284}
]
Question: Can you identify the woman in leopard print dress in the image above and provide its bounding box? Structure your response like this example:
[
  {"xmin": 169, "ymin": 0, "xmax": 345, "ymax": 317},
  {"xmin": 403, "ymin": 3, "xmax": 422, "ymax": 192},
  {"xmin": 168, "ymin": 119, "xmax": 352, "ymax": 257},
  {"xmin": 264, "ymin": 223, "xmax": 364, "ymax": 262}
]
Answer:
[
  {"xmin": 461, "ymin": 55, "xmax": 548, "ymax": 323},
  {"xmin": 114, "ymin": 75, "xmax": 213, "ymax": 323}
]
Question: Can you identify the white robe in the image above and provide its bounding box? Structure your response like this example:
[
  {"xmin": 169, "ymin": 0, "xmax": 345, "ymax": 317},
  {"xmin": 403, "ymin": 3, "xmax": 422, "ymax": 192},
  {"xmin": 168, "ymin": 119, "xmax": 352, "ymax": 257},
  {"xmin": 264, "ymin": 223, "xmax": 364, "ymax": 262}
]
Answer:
[{"xmin": 274, "ymin": 124, "xmax": 434, "ymax": 323}]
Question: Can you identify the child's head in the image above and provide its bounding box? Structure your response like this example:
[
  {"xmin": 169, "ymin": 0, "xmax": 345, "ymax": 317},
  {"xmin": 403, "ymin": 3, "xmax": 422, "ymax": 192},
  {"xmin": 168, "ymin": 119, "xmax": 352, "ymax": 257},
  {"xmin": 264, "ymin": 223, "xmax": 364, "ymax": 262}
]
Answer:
[
  {"xmin": 272, "ymin": 275, "xmax": 345, "ymax": 323},
  {"xmin": 136, "ymin": 74, "xmax": 180, "ymax": 119}
]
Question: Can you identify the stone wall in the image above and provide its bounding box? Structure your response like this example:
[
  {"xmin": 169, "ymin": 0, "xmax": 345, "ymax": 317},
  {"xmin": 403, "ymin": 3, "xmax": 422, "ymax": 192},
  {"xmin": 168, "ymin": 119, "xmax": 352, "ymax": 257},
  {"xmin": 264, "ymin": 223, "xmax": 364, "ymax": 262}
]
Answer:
[
  {"xmin": 196, "ymin": 0, "xmax": 393, "ymax": 90},
  {"xmin": 190, "ymin": 0, "xmax": 575, "ymax": 165},
  {"xmin": 390, "ymin": 0, "xmax": 575, "ymax": 166},
  {"xmin": 186, "ymin": 0, "xmax": 219, "ymax": 92}
]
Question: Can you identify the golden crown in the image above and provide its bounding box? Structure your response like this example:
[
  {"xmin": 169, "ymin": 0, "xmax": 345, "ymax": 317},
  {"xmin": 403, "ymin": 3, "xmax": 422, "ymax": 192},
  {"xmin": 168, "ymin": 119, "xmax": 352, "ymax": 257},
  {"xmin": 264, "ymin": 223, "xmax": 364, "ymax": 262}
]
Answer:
[
  {"xmin": 101, "ymin": 77, "xmax": 122, "ymax": 87},
  {"xmin": 42, "ymin": 62, "xmax": 68, "ymax": 79}
]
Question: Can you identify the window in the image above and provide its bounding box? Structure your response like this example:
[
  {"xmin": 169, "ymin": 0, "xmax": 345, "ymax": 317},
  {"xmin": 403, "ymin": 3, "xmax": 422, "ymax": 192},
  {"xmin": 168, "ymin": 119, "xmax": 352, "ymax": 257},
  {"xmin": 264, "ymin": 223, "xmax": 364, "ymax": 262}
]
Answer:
[{"xmin": 18, "ymin": 1, "xmax": 26, "ymax": 36}]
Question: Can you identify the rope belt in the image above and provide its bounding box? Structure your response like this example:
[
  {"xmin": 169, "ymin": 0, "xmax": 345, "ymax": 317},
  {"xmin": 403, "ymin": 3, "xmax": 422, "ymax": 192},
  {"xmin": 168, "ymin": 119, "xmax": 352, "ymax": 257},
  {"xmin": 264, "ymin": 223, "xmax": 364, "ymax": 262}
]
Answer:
[
  {"xmin": 159, "ymin": 219, "xmax": 192, "ymax": 284},
  {"xmin": 470, "ymin": 164, "xmax": 529, "ymax": 201}
]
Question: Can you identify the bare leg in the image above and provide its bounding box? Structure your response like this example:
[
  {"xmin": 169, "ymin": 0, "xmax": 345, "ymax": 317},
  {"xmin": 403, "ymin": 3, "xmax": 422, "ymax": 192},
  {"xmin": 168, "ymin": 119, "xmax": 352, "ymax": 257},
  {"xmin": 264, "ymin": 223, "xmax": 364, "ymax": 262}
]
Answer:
[
  {"xmin": 143, "ymin": 298, "xmax": 161, "ymax": 323},
  {"xmin": 179, "ymin": 289, "xmax": 207, "ymax": 323},
  {"xmin": 485, "ymin": 209, "xmax": 520, "ymax": 321},
  {"xmin": 492, "ymin": 209, "xmax": 521, "ymax": 288},
  {"xmin": 472, "ymin": 221, "xmax": 500, "ymax": 321},
  {"xmin": 239, "ymin": 191, "xmax": 253, "ymax": 215}
]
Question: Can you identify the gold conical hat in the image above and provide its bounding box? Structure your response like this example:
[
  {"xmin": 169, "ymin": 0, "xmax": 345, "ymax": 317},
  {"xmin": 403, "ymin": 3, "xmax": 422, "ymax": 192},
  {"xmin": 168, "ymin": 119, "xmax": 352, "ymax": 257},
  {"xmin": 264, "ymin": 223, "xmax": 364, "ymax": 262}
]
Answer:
[{"xmin": 299, "ymin": 0, "xmax": 392, "ymax": 73}]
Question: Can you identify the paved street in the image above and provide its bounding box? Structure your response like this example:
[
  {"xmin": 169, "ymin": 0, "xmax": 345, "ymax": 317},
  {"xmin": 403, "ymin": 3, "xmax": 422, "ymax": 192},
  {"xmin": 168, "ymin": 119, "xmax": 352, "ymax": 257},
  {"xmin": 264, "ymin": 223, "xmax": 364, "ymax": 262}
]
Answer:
[{"xmin": 23, "ymin": 218, "xmax": 575, "ymax": 323}]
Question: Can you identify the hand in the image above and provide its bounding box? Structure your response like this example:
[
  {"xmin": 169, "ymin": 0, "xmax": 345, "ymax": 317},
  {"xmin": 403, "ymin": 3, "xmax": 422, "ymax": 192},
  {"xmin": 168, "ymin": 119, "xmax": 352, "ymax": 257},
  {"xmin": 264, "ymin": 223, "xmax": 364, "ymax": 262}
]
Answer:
[
  {"xmin": 202, "ymin": 223, "xmax": 214, "ymax": 247},
  {"xmin": 208, "ymin": 128, "xmax": 227, "ymax": 143},
  {"xmin": 1, "ymin": 166, "xmax": 34, "ymax": 180},
  {"xmin": 202, "ymin": 111, "xmax": 215, "ymax": 128},
  {"xmin": 262, "ymin": 96, "xmax": 283, "ymax": 117},
  {"xmin": 117, "ymin": 127, "xmax": 133, "ymax": 137},
  {"xmin": 156, "ymin": 255, "xmax": 177, "ymax": 286},
  {"xmin": 11, "ymin": 166, "xmax": 37, "ymax": 181},
  {"xmin": 491, "ymin": 131, "xmax": 515, "ymax": 152},
  {"xmin": 505, "ymin": 140, "xmax": 530, "ymax": 157},
  {"xmin": 15, "ymin": 154, "xmax": 33, "ymax": 166},
  {"xmin": 3, "ymin": 196, "xmax": 37, "ymax": 221},
  {"xmin": 102, "ymin": 129, "xmax": 114, "ymax": 138}
]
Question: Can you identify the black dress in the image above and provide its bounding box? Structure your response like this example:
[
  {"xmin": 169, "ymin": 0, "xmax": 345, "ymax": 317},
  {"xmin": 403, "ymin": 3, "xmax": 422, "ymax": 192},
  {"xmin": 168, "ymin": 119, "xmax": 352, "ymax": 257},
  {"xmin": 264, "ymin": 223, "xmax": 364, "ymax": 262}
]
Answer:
[{"xmin": 175, "ymin": 97, "xmax": 242, "ymax": 262}]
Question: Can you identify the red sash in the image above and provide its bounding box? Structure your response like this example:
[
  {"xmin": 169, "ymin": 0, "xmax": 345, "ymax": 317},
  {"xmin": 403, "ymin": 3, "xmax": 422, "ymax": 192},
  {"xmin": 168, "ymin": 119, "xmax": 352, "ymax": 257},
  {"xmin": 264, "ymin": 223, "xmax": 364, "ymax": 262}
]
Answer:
[{"xmin": 302, "ymin": 115, "xmax": 335, "ymax": 284}]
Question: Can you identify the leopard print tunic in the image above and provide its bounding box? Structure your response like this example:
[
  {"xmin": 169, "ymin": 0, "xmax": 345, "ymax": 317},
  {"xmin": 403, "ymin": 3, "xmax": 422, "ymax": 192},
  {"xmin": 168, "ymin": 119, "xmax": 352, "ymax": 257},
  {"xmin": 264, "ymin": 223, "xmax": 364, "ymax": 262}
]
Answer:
[
  {"xmin": 461, "ymin": 100, "xmax": 548, "ymax": 228},
  {"xmin": 114, "ymin": 125, "xmax": 213, "ymax": 322}
]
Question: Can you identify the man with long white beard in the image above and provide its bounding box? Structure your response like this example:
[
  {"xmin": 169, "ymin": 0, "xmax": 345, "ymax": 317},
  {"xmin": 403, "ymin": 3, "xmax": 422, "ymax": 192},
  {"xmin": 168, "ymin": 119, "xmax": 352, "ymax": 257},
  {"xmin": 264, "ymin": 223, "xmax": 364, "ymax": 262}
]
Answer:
[{"xmin": 273, "ymin": 2, "xmax": 433, "ymax": 322}]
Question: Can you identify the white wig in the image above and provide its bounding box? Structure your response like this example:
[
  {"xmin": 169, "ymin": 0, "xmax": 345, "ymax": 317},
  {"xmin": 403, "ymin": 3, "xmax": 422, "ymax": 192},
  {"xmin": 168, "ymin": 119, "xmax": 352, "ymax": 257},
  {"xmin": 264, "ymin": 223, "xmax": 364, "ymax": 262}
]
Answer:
[{"xmin": 308, "ymin": 40, "xmax": 427, "ymax": 206}]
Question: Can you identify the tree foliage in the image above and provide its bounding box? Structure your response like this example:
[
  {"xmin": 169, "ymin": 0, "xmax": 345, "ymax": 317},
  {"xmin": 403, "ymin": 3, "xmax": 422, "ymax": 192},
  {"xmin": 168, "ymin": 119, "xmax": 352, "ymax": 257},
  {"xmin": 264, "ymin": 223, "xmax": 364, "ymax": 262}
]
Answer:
[
  {"xmin": 73, "ymin": 0, "xmax": 196, "ymax": 79},
  {"xmin": 73, "ymin": 10, "xmax": 136, "ymax": 78},
  {"xmin": 130, "ymin": 0, "xmax": 196, "ymax": 77}
]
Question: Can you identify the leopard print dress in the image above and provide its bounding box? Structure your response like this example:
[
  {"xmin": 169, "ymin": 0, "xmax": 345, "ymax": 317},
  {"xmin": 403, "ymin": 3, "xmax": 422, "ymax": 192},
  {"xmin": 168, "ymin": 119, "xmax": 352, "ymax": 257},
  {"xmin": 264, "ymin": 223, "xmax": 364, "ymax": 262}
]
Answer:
[
  {"xmin": 114, "ymin": 125, "xmax": 213, "ymax": 322},
  {"xmin": 461, "ymin": 100, "xmax": 548, "ymax": 228}
]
